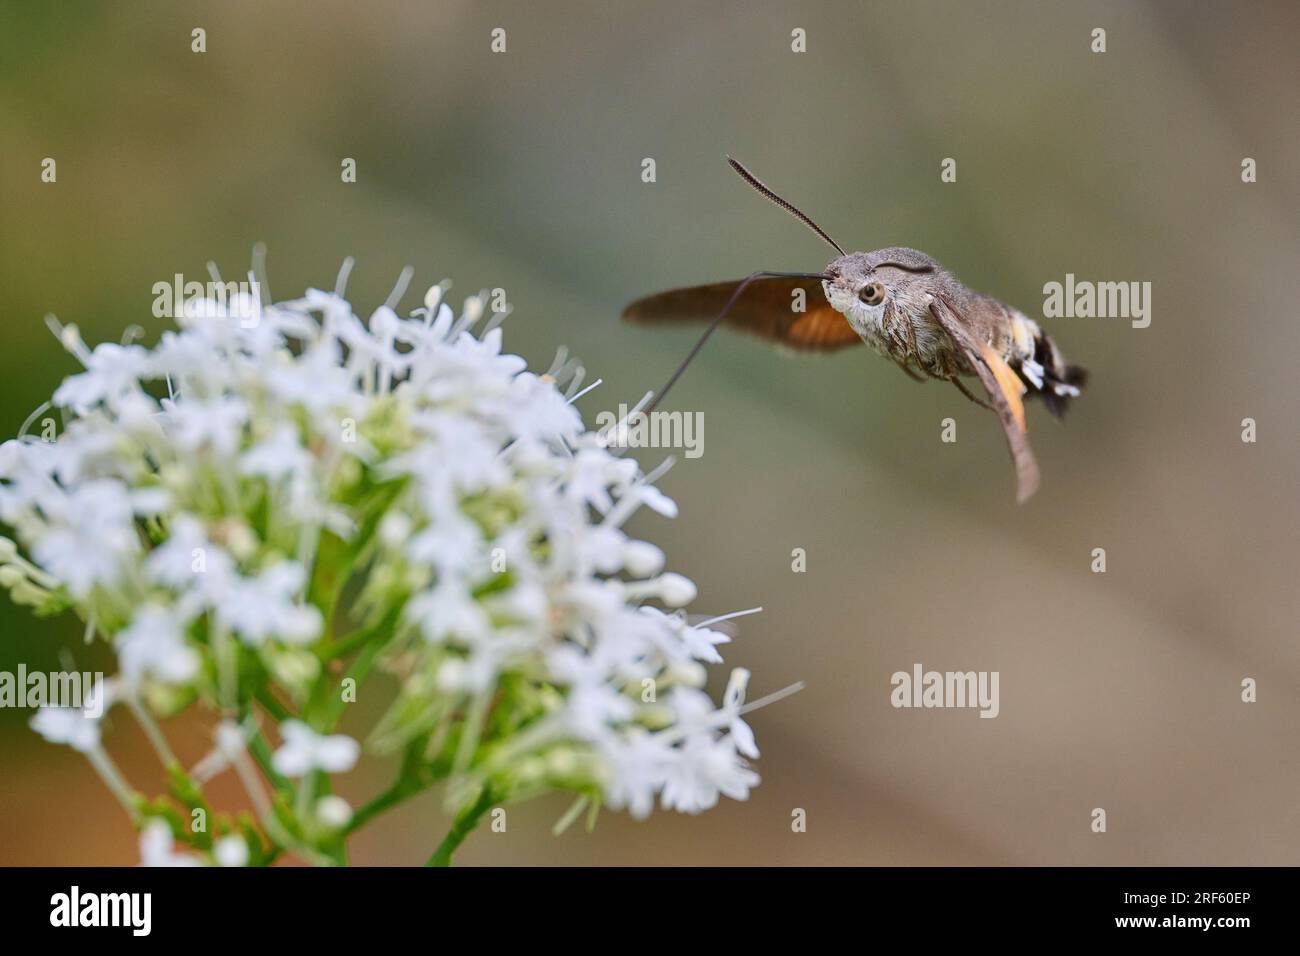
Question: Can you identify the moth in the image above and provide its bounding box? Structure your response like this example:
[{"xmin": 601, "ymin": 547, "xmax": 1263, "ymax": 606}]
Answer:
[{"xmin": 621, "ymin": 158, "xmax": 1088, "ymax": 503}]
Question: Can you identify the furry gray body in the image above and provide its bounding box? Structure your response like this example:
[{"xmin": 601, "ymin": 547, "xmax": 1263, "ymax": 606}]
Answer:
[{"xmin": 821, "ymin": 246, "xmax": 1081, "ymax": 409}]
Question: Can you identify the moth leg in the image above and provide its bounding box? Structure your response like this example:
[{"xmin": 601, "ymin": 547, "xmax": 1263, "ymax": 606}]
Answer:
[
  {"xmin": 900, "ymin": 310, "xmax": 924, "ymax": 373},
  {"xmin": 881, "ymin": 303, "xmax": 925, "ymax": 382},
  {"xmin": 897, "ymin": 359, "xmax": 927, "ymax": 383},
  {"xmin": 949, "ymin": 375, "xmax": 994, "ymax": 411}
]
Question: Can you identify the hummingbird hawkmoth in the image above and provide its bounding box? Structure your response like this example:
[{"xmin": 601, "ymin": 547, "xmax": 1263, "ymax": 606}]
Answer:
[{"xmin": 621, "ymin": 158, "xmax": 1088, "ymax": 503}]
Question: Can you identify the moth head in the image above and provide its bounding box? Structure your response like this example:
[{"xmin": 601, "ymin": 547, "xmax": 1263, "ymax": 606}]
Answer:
[
  {"xmin": 822, "ymin": 253, "xmax": 891, "ymax": 319},
  {"xmin": 823, "ymin": 249, "xmax": 941, "ymax": 323}
]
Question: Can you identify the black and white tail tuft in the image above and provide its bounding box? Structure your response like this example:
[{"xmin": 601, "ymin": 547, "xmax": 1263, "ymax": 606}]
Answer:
[{"xmin": 1014, "ymin": 320, "xmax": 1088, "ymax": 419}]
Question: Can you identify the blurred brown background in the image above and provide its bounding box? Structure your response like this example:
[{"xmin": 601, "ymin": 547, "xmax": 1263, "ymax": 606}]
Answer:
[{"xmin": 2, "ymin": 0, "xmax": 1298, "ymax": 865}]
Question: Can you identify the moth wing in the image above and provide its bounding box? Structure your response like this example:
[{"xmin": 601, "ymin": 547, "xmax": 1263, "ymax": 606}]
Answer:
[
  {"xmin": 930, "ymin": 295, "xmax": 1040, "ymax": 503},
  {"xmin": 622, "ymin": 278, "xmax": 861, "ymax": 352},
  {"xmin": 978, "ymin": 343, "xmax": 1027, "ymax": 432}
]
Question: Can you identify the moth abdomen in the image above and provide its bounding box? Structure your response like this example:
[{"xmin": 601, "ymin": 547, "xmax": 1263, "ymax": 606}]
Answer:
[{"xmin": 1007, "ymin": 312, "xmax": 1088, "ymax": 419}]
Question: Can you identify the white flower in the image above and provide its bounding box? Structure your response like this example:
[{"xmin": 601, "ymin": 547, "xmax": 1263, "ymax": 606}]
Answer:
[
  {"xmin": 217, "ymin": 562, "xmax": 322, "ymax": 646},
  {"xmin": 404, "ymin": 505, "xmax": 486, "ymax": 579},
  {"xmin": 240, "ymin": 424, "xmax": 312, "ymax": 481},
  {"xmin": 640, "ymin": 607, "xmax": 730, "ymax": 664},
  {"xmin": 139, "ymin": 820, "xmax": 202, "ymax": 867},
  {"xmin": 659, "ymin": 734, "xmax": 760, "ymax": 814},
  {"xmin": 406, "ymin": 578, "xmax": 491, "ymax": 645},
  {"xmin": 497, "ymin": 373, "xmax": 583, "ymax": 446},
  {"xmin": 116, "ymin": 604, "xmax": 200, "ymax": 686},
  {"xmin": 29, "ymin": 680, "xmax": 114, "ymax": 752},
  {"xmin": 190, "ymin": 720, "xmax": 249, "ymax": 783},
  {"xmin": 654, "ymin": 572, "xmax": 696, "ymax": 607},
  {"xmin": 621, "ymin": 539, "xmax": 665, "ymax": 576},
  {"xmin": 565, "ymin": 448, "xmax": 636, "ymax": 514},
  {"xmin": 622, "ymin": 482, "xmax": 678, "ymax": 519},
  {"xmin": 53, "ymin": 342, "xmax": 151, "ymax": 414},
  {"xmin": 401, "ymin": 411, "xmax": 509, "ymax": 494},
  {"xmin": 271, "ymin": 720, "xmax": 360, "ymax": 777},
  {"xmin": 30, "ymin": 479, "xmax": 139, "ymax": 598},
  {"xmin": 316, "ymin": 795, "xmax": 353, "ymax": 828},
  {"xmin": 548, "ymin": 645, "xmax": 635, "ymax": 739},
  {"xmin": 722, "ymin": 667, "xmax": 760, "ymax": 759},
  {"xmin": 213, "ymin": 835, "xmax": 250, "ymax": 867},
  {"xmin": 215, "ymin": 720, "xmax": 247, "ymax": 758},
  {"xmin": 162, "ymin": 396, "xmax": 249, "ymax": 456},
  {"xmin": 145, "ymin": 515, "xmax": 233, "ymax": 591},
  {"xmin": 262, "ymin": 341, "xmax": 360, "ymax": 423},
  {"xmin": 601, "ymin": 730, "xmax": 674, "ymax": 820},
  {"xmin": 30, "ymin": 704, "xmax": 103, "ymax": 752},
  {"xmin": 4, "ymin": 264, "xmax": 783, "ymax": 842}
]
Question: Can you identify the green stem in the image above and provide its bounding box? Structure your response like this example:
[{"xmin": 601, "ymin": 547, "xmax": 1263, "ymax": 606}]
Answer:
[
  {"xmin": 323, "ymin": 618, "xmax": 391, "ymax": 661},
  {"xmin": 213, "ymin": 624, "xmax": 238, "ymax": 711},
  {"xmin": 255, "ymin": 686, "xmax": 292, "ymax": 722},
  {"xmin": 247, "ymin": 726, "xmax": 291, "ymax": 794},
  {"xmin": 346, "ymin": 778, "xmax": 421, "ymax": 835},
  {"xmin": 322, "ymin": 637, "xmax": 385, "ymax": 728},
  {"xmin": 86, "ymin": 746, "xmax": 142, "ymax": 822},
  {"xmin": 425, "ymin": 786, "xmax": 495, "ymax": 867},
  {"xmin": 126, "ymin": 696, "xmax": 177, "ymax": 766},
  {"xmin": 344, "ymin": 736, "xmax": 446, "ymax": 836},
  {"xmin": 295, "ymin": 771, "xmax": 317, "ymax": 826}
]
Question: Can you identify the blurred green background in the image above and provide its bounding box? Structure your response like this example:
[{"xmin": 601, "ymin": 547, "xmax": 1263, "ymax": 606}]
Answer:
[{"xmin": 2, "ymin": 0, "xmax": 1298, "ymax": 865}]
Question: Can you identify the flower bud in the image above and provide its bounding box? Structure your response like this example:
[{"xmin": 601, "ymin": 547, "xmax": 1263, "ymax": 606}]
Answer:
[{"xmin": 656, "ymin": 573, "xmax": 697, "ymax": 608}]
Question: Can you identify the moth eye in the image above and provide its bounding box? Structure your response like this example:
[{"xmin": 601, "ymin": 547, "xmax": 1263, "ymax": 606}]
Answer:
[{"xmin": 859, "ymin": 282, "xmax": 885, "ymax": 306}]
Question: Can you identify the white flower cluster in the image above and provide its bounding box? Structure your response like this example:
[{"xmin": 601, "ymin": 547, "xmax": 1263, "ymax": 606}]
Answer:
[{"xmin": 1, "ymin": 264, "xmax": 776, "ymax": 863}]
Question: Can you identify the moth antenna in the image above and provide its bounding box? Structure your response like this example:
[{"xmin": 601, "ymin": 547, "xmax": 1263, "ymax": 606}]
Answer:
[
  {"xmin": 727, "ymin": 157, "xmax": 846, "ymax": 256},
  {"xmin": 646, "ymin": 270, "xmax": 832, "ymax": 414}
]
